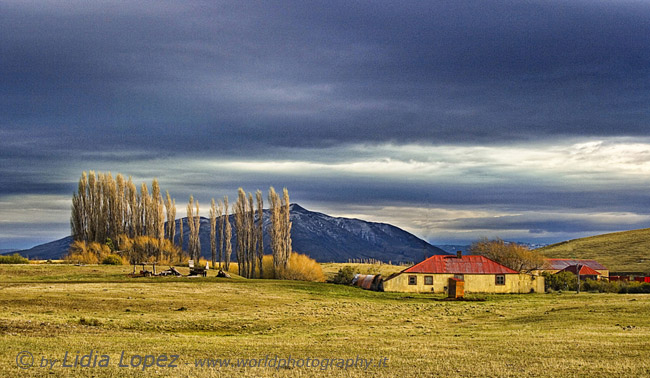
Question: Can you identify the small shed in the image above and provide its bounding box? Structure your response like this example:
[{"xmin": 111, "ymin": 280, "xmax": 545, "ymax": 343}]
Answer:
[
  {"xmin": 352, "ymin": 274, "xmax": 384, "ymax": 291},
  {"xmin": 544, "ymin": 259, "xmax": 609, "ymax": 280},
  {"xmin": 557, "ymin": 264, "xmax": 601, "ymax": 281}
]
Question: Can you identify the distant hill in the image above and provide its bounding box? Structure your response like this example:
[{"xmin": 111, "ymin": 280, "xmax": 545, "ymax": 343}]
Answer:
[
  {"xmin": 538, "ymin": 228, "xmax": 650, "ymax": 273},
  {"xmin": 17, "ymin": 204, "xmax": 448, "ymax": 263},
  {"xmin": 15, "ymin": 236, "xmax": 73, "ymax": 260}
]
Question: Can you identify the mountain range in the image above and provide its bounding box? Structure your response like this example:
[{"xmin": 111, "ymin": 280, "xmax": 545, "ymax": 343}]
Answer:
[{"xmin": 16, "ymin": 204, "xmax": 448, "ymax": 263}]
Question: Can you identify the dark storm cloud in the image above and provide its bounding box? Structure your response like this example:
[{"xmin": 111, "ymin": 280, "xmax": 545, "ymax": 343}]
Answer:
[
  {"xmin": 2, "ymin": 0, "xmax": 650, "ymax": 153},
  {"xmin": 2, "ymin": 1, "xmax": 650, "ymax": 248}
]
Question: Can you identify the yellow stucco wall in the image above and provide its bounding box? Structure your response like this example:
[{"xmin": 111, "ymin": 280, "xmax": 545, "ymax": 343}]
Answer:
[{"xmin": 383, "ymin": 273, "xmax": 544, "ymax": 294}]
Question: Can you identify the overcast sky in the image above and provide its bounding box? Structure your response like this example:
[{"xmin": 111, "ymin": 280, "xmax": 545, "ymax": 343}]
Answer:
[{"xmin": 2, "ymin": 0, "xmax": 650, "ymax": 250}]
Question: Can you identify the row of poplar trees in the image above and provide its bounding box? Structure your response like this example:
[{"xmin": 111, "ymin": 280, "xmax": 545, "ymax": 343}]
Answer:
[
  {"xmin": 70, "ymin": 171, "xmax": 177, "ymax": 258},
  {"xmin": 70, "ymin": 171, "xmax": 292, "ymax": 278}
]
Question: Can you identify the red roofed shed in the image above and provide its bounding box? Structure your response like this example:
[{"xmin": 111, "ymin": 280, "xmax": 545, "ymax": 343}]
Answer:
[{"xmin": 544, "ymin": 259, "xmax": 609, "ymax": 280}]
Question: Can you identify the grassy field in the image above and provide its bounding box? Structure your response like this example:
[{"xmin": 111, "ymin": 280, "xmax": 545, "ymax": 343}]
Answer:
[
  {"xmin": 1, "ymin": 264, "xmax": 649, "ymax": 377},
  {"xmin": 539, "ymin": 228, "xmax": 650, "ymax": 273},
  {"xmin": 320, "ymin": 262, "xmax": 405, "ymax": 280}
]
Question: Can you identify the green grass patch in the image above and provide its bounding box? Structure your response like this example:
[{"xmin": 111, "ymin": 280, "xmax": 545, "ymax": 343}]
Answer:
[
  {"xmin": 0, "ymin": 264, "xmax": 648, "ymax": 377},
  {"xmin": 539, "ymin": 228, "xmax": 650, "ymax": 272}
]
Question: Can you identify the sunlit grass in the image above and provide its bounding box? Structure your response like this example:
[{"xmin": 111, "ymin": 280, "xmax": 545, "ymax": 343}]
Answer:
[
  {"xmin": 539, "ymin": 228, "xmax": 650, "ymax": 273},
  {"xmin": 0, "ymin": 264, "xmax": 648, "ymax": 377}
]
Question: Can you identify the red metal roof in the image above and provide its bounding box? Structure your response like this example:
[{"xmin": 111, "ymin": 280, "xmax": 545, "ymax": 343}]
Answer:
[
  {"xmin": 403, "ymin": 255, "xmax": 519, "ymax": 274},
  {"xmin": 546, "ymin": 259, "xmax": 608, "ymax": 271},
  {"xmin": 558, "ymin": 264, "xmax": 601, "ymax": 276}
]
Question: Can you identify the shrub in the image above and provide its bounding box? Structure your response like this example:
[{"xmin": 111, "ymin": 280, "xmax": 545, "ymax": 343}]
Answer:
[
  {"xmin": 620, "ymin": 282, "xmax": 650, "ymax": 294},
  {"xmin": 238, "ymin": 253, "xmax": 324, "ymax": 281},
  {"xmin": 68, "ymin": 235, "xmax": 185, "ymax": 265},
  {"xmin": 543, "ymin": 271, "xmax": 577, "ymax": 291},
  {"xmin": 0, "ymin": 253, "xmax": 29, "ymax": 264},
  {"xmin": 277, "ymin": 253, "xmax": 326, "ymax": 282},
  {"xmin": 331, "ymin": 266, "xmax": 356, "ymax": 285},
  {"xmin": 582, "ymin": 279, "xmax": 621, "ymax": 293},
  {"xmin": 102, "ymin": 254, "xmax": 124, "ymax": 265},
  {"xmin": 66, "ymin": 240, "xmax": 97, "ymax": 264}
]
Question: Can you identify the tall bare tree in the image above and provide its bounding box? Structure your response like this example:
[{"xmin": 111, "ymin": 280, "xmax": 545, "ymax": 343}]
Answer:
[
  {"xmin": 178, "ymin": 217, "xmax": 184, "ymax": 251},
  {"xmin": 255, "ymin": 190, "xmax": 264, "ymax": 278},
  {"xmin": 282, "ymin": 188, "xmax": 292, "ymax": 269},
  {"xmin": 247, "ymin": 192, "xmax": 256, "ymax": 278},
  {"xmin": 268, "ymin": 187, "xmax": 292, "ymax": 277},
  {"xmin": 126, "ymin": 177, "xmax": 138, "ymax": 238},
  {"xmin": 224, "ymin": 203, "xmax": 232, "ymax": 272},
  {"xmin": 186, "ymin": 196, "xmax": 201, "ymax": 262},
  {"xmin": 269, "ymin": 187, "xmax": 282, "ymax": 277},
  {"xmin": 210, "ymin": 198, "xmax": 217, "ymax": 269},
  {"xmin": 115, "ymin": 174, "xmax": 126, "ymax": 236},
  {"xmin": 234, "ymin": 188, "xmax": 247, "ymax": 277},
  {"xmin": 219, "ymin": 196, "xmax": 228, "ymax": 269},
  {"xmin": 164, "ymin": 191, "xmax": 176, "ymax": 242}
]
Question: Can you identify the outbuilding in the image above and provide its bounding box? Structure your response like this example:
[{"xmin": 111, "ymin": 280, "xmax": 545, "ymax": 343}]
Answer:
[
  {"xmin": 383, "ymin": 252, "xmax": 544, "ymax": 294},
  {"xmin": 544, "ymin": 259, "xmax": 609, "ymax": 280}
]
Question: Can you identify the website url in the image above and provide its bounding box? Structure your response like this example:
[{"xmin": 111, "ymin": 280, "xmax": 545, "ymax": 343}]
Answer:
[{"xmin": 193, "ymin": 355, "xmax": 388, "ymax": 370}]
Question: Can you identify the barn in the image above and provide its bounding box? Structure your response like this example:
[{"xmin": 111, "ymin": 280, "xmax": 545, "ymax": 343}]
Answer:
[
  {"xmin": 544, "ymin": 259, "xmax": 609, "ymax": 280},
  {"xmin": 383, "ymin": 252, "xmax": 544, "ymax": 294}
]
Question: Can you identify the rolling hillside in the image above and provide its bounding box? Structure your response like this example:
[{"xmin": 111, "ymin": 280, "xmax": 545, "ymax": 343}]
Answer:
[{"xmin": 538, "ymin": 228, "xmax": 650, "ymax": 273}]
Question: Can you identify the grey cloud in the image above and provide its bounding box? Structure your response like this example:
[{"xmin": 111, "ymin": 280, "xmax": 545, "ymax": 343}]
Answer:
[
  {"xmin": 2, "ymin": 1, "xmax": 650, "ymax": 154},
  {"xmin": 2, "ymin": 1, "xmax": 650, "ymax": 248}
]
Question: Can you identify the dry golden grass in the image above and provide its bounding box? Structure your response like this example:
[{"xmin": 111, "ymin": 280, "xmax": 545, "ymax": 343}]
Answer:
[
  {"xmin": 539, "ymin": 228, "xmax": 650, "ymax": 273},
  {"xmin": 0, "ymin": 264, "xmax": 649, "ymax": 377}
]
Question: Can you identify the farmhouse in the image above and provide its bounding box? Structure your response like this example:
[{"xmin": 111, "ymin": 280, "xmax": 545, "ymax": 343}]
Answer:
[
  {"xmin": 544, "ymin": 259, "xmax": 609, "ymax": 280},
  {"xmin": 383, "ymin": 252, "xmax": 544, "ymax": 294}
]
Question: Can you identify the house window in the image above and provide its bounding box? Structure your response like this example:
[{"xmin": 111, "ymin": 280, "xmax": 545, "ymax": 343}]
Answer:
[
  {"xmin": 495, "ymin": 275, "xmax": 505, "ymax": 285},
  {"xmin": 408, "ymin": 275, "xmax": 417, "ymax": 285},
  {"xmin": 424, "ymin": 276, "xmax": 433, "ymax": 285},
  {"xmin": 454, "ymin": 274, "xmax": 464, "ymax": 281}
]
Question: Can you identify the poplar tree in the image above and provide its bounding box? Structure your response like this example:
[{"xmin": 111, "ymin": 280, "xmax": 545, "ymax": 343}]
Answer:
[
  {"xmin": 116, "ymin": 174, "xmax": 126, "ymax": 236},
  {"xmin": 269, "ymin": 187, "xmax": 282, "ymax": 277},
  {"xmin": 216, "ymin": 199, "xmax": 223, "ymax": 268},
  {"xmin": 178, "ymin": 217, "xmax": 184, "ymax": 251},
  {"xmin": 86, "ymin": 171, "xmax": 98, "ymax": 242},
  {"xmin": 152, "ymin": 179, "xmax": 165, "ymax": 260},
  {"xmin": 186, "ymin": 196, "xmax": 201, "ymax": 262},
  {"xmin": 193, "ymin": 200, "xmax": 201, "ymax": 262},
  {"xmin": 127, "ymin": 177, "xmax": 138, "ymax": 238},
  {"xmin": 71, "ymin": 172, "xmax": 87, "ymax": 241},
  {"xmin": 220, "ymin": 196, "xmax": 228, "ymax": 270},
  {"xmin": 210, "ymin": 199, "xmax": 217, "ymax": 269},
  {"xmin": 282, "ymin": 188, "xmax": 292, "ymax": 269},
  {"xmin": 186, "ymin": 197, "xmax": 194, "ymax": 259},
  {"xmin": 268, "ymin": 187, "xmax": 292, "ymax": 277},
  {"xmin": 224, "ymin": 203, "xmax": 232, "ymax": 272},
  {"xmin": 234, "ymin": 188, "xmax": 247, "ymax": 277},
  {"xmin": 164, "ymin": 191, "xmax": 176, "ymax": 242},
  {"xmin": 255, "ymin": 190, "xmax": 264, "ymax": 278},
  {"xmin": 248, "ymin": 192, "xmax": 256, "ymax": 278}
]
